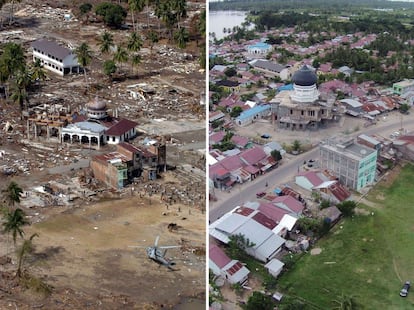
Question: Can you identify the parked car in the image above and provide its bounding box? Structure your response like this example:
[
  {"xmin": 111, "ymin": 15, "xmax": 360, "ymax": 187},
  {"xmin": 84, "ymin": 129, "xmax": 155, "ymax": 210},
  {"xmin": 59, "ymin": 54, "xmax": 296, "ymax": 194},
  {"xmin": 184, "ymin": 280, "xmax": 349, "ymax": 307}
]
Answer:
[
  {"xmin": 261, "ymin": 134, "xmax": 271, "ymax": 139},
  {"xmin": 256, "ymin": 192, "xmax": 266, "ymax": 198},
  {"xmin": 400, "ymin": 281, "xmax": 410, "ymax": 297}
]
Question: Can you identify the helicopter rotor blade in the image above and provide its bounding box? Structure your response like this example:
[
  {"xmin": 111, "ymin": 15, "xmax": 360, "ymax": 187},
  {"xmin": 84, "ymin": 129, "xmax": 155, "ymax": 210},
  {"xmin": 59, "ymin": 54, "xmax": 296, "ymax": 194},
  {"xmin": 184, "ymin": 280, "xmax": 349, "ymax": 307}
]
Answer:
[{"xmin": 154, "ymin": 235, "xmax": 160, "ymax": 247}]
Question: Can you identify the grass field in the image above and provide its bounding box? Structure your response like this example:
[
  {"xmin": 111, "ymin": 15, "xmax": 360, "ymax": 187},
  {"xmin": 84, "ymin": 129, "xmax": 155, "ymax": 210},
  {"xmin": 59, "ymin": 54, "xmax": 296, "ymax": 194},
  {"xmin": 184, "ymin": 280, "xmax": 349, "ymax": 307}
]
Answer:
[{"xmin": 278, "ymin": 164, "xmax": 414, "ymax": 309}]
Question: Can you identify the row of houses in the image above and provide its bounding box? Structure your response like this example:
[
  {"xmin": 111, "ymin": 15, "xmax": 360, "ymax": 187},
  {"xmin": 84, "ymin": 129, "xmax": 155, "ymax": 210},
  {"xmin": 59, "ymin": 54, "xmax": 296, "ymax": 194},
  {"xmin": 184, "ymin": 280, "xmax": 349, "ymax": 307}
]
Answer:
[{"xmin": 209, "ymin": 144, "xmax": 282, "ymax": 190}]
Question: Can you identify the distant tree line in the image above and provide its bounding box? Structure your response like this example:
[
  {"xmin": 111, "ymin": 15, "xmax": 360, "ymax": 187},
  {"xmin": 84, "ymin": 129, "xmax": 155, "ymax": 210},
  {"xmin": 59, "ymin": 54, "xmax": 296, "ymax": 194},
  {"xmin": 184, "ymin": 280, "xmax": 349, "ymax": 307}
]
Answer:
[{"xmin": 210, "ymin": 0, "xmax": 414, "ymax": 12}]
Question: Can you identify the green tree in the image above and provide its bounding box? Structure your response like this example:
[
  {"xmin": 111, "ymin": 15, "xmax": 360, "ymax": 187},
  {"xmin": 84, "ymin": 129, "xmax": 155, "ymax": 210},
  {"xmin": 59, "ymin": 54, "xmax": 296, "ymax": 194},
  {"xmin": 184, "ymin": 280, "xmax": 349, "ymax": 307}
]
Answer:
[
  {"xmin": 16, "ymin": 233, "xmax": 38, "ymax": 278},
  {"xmin": 400, "ymin": 103, "xmax": 410, "ymax": 114},
  {"xmin": 3, "ymin": 181, "xmax": 23, "ymax": 207},
  {"xmin": 297, "ymin": 217, "xmax": 321, "ymax": 234},
  {"xmin": 128, "ymin": 0, "xmax": 145, "ymax": 31},
  {"xmin": 174, "ymin": 26, "xmax": 189, "ymax": 49},
  {"xmin": 95, "ymin": 2, "xmax": 127, "ymax": 28},
  {"xmin": 271, "ymin": 150, "xmax": 282, "ymax": 161},
  {"xmin": 292, "ymin": 139, "xmax": 301, "ymax": 153},
  {"xmin": 147, "ymin": 30, "xmax": 159, "ymax": 56},
  {"xmin": 227, "ymin": 233, "xmax": 255, "ymax": 259},
  {"xmin": 320, "ymin": 199, "xmax": 330, "ymax": 209},
  {"xmin": 97, "ymin": 31, "xmax": 114, "ymax": 55},
  {"xmin": 0, "ymin": 42, "xmax": 26, "ymax": 86},
  {"xmin": 103, "ymin": 60, "xmax": 117, "ymax": 80},
  {"xmin": 113, "ymin": 45, "xmax": 129, "ymax": 71},
  {"xmin": 224, "ymin": 67, "xmax": 237, "ymax": 77},
  {"xmin": 79, "ymin": 3, "xmax": 93, "ymax": 15},
  {"xmin": 244, "ymin": 291, "xmax": 274, "ymax": 310},
  {"xmin": 229, "ymin": 106, "xmax": 242, "ymax": 118},
  {"xmin": 75, "ymin": 43, "xmax": 93, "ymax": 84},
  {"xmin": 10, "ymin": 81, "xmax": 28, "ymax": 111},
  {"xmin": 130, "ymin": 54, "xmax": 142, "ymax": 76},
  {"xmin": 336, "ymin": 200, "xmax": 357, "ymax": 217},
  {"xmin": 30, "ymin": 58, "xmax": 47, "ymax": 87},
  {"xmin": 127, "ymin": 32, "xmax": 143, "ymax": 53},
  {"xmin": 2, "ymin": 208, "xmax": 29, "ymax": 246}
]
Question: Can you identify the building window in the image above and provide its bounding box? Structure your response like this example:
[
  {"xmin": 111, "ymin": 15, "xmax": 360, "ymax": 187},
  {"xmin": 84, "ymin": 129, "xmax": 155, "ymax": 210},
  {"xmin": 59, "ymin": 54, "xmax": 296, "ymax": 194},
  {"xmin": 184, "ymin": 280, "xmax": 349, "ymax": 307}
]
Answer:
[{"xmin": 112, "ymin": 137, "xmax": 115, "ymax": 142}]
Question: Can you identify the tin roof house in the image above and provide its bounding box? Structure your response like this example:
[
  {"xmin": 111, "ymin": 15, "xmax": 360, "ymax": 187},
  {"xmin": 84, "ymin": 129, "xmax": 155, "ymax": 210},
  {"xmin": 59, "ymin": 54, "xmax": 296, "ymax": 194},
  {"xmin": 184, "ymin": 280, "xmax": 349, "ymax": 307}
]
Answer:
[{"xmin": 209, "ymin": 245, "xmax": 250, "ymax": 285}]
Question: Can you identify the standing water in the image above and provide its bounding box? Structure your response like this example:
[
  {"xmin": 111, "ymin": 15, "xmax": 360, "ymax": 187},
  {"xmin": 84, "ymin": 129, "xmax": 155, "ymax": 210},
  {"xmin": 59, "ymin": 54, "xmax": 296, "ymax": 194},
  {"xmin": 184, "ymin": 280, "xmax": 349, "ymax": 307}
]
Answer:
[{"xmin": 209, "ymin": 10, "xmax": 249, "ymax": 40}]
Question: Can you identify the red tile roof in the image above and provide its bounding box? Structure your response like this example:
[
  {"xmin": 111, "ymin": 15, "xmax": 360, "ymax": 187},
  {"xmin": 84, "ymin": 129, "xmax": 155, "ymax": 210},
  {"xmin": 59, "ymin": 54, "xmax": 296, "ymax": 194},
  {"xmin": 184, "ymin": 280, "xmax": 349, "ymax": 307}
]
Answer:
[
  {"xmin": 240, "ymin": 146, "xmax": 267, "ymax": 166},
  {"xmin": 252, "ymin": 212, "xmax": 277, "ymax": 230},
  {"xmin": 210, "ymin": 131, "xmax": 226, "ymax": 144},
  {"xmin": 242, "ymin": 165, "xmax": 260, "ymax": 175},
  {"xmin": 272, "ymin": 195, "xmax": 304, "ymax": 214},
  {"xmin": 234, "ymin": 206, "xmax": 255, "ymax": 217},
  {"xmin": 328, "ymin": 182, "xmax": 351, "ymax": 202},
  {"xmin": 226, "ymin": 261, "xmax": 244, "ymax": 276},
  {"xmin": 209, "ymin": 245, "xmax": 231, "ymax": 269},
  {"xmin": 258, "ymin": 203, "xmax": 289, "ymax": 223},
  {"xmin": 220, "ymin": 155, "xmax": 243, "ymax": 172},
  {"xmin": 105, "ymin": 118, "xmax": 138, "ymax": 136},
  {"xmin": 297, "ymin": 171, "xmax": 324, "ymax": 187}
]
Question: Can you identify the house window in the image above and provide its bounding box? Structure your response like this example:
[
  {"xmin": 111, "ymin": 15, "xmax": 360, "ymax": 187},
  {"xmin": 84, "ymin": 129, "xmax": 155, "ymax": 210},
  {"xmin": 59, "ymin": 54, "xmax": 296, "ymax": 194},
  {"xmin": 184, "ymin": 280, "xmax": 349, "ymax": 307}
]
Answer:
[
  {"xmin": 112, "ymin": 137, "xmax": 115, "ymax": 142},
  {"xmin": 107, "ymin": 136, "xmax": 109, "ymax": 140},
  {"xmin": 290, "ymin": 109, "xmax": 293, "ymax": 114},
  {"xmin": 301, "ymin": 110, "xmax": 304, "ymax": 115}
]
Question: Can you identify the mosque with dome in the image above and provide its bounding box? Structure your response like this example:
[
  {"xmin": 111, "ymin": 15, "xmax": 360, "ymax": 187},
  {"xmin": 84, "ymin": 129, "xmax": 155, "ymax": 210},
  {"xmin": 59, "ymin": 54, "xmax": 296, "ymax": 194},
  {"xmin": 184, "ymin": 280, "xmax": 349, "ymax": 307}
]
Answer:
[
  {"xmin": 271, "ymin": 65, "xmax": 339, "ymax": 130},
  {"xmin": 61, "ymin": 96, "xmax": 138, "ymax": 148}
]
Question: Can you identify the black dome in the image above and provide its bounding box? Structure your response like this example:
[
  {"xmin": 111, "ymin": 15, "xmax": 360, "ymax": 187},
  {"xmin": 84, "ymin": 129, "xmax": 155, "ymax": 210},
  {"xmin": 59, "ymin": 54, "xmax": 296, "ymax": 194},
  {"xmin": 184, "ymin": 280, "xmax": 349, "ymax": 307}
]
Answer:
[{"xmin": 292, "ymin": 65, "xmax": 317, "ymax": 86}]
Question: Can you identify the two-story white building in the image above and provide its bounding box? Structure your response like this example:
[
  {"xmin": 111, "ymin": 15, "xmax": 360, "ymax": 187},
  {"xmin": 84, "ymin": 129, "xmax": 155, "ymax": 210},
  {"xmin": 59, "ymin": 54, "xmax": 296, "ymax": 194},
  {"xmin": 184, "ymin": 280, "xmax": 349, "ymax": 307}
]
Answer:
[{"xmin": 31, "ymin": 39, "xmax": 80, "ymax": 76}]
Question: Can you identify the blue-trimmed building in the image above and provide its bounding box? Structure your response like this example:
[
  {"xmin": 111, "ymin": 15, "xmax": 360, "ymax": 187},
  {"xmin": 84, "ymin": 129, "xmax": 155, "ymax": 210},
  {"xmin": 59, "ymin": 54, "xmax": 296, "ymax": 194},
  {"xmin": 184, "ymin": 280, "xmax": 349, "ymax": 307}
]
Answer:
[
  {"xmin": 235, "ymin": 105, "xmax": 271, "ymax": 126},
  {"xmin": 247, "ymin": 42, "xmax": 272, "ymax": 55}
]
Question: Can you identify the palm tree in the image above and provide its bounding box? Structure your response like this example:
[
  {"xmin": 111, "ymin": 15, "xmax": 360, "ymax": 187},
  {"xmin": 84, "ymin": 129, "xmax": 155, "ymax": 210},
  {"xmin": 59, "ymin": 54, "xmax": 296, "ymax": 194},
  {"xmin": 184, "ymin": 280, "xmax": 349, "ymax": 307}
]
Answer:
[
  {"xmin": 198, "ymin": 9, "xmax": 206, "ymax": 39},
  {"xmin": 128, "ymin": 0, "xmax": 145, "ymax": 31},
  {"xmin": 130, "ymin": 54, "xmax": 142, "ymax": 77},
  {"xmin": 2, "ymin": 208, "xmax": 29, "ymax": 249},
  {"xmin": 30, "ymin": 58, "xmax": 47, "ymax": 87},
  {"xmin": 127, "ymin": 32, "xmax": 143, "ymax": 53},
  {"xmin": 9, "ymin": 81, "xmax": 27, "ymax": 111},
  {"xmin": 171, "ymin": 0, "xmax": 187, "ymax": 27},
  {"xmin": 113, "ymin": 45, "xmax": 129, "ymax": 72},
  {"xmin": 75, "ymin": 43, "xmax": 92, "ymax": 84},
  {"xmin": 16, "ymin": 233, "xmax": 38, "ymax": 278},
  {"xmin": 147, "ymin": 30, "xmax": 159, "ymax": 56},
  {"xmin": 3, "ymin": 181, "xmax": 23, "ymax": 207},
  {"xmin": 174, "ymin": 26, "xmax": 189, "ymax": 49},
  {"xmin": 97, "ymin": 31, "xmax": 114, "ymax": 55}
]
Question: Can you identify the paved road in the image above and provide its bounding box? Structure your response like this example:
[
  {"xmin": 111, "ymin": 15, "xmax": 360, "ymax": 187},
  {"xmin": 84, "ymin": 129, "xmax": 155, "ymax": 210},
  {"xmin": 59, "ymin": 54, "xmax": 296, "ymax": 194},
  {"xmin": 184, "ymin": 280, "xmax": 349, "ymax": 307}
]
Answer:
[{"xmin": 209, "ymin": 112, "xmax": 414, "ymax": 222}]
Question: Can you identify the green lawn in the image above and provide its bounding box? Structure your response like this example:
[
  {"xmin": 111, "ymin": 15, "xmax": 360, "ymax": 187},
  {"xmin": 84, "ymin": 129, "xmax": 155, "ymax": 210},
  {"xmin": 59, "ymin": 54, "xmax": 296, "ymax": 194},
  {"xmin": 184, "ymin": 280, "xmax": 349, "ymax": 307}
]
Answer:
[{"xmin": 278, "ymin": 164, "xmax": 414, "ymax": 309}]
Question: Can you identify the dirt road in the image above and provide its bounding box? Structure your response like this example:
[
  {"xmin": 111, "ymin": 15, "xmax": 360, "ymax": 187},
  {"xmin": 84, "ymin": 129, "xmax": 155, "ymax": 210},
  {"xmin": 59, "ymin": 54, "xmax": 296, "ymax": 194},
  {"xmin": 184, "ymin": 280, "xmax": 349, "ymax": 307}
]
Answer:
[{"xmin": 1, "ymin": 193, "xmax": 206, "ymax": 309}]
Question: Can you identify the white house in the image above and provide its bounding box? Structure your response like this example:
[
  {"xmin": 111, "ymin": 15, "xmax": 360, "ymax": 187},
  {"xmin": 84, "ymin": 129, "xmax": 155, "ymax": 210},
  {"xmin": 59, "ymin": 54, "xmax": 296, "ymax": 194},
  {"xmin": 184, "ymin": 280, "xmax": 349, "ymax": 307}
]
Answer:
[{"xmin": 31, "ymin": 39, "xmax": 80, "ymax": 76}]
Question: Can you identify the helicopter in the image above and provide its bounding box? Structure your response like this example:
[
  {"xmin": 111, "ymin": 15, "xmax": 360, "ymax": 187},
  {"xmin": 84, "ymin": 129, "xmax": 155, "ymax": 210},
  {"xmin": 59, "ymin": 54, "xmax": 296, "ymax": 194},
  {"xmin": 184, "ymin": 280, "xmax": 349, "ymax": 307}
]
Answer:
[{"xmin": 129, "ymin": 236, "xmax": 181, "ymax": 270}]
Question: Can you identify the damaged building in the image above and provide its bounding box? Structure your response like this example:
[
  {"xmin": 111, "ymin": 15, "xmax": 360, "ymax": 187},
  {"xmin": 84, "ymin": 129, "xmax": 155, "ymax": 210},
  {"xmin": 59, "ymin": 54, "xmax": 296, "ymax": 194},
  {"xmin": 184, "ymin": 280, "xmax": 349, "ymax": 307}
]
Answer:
[
  {"xmin": 271, "ymin": 65, "xmax": 341, "ymax": 130},
  {"xmin": 27, "ymin": 97, "xmax": 138, "ymax": 148},
  {"xmin": 90, "ymin": 140, "xmax": 167, "ymax": 189}
]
